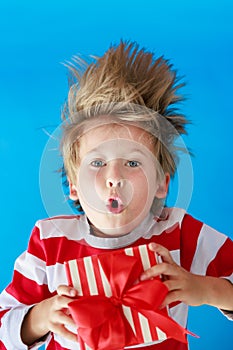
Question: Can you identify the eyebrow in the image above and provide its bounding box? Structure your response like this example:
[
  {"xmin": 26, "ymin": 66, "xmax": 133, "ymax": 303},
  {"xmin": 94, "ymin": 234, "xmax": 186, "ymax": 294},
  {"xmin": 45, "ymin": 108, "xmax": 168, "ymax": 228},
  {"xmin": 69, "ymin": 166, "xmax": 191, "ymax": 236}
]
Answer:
[
  {"xmin": 125, "ymin": 149, "xmax": 148, "ymax": 156},
  {"xmin": 85, "ymin": 148, "xmax": 151, "ymax": 158}
]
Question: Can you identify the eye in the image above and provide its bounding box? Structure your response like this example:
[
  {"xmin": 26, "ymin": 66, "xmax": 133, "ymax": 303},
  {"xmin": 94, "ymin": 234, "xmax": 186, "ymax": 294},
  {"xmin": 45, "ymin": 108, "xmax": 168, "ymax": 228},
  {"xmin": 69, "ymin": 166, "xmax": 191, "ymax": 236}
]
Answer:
[
  {"xmin": 90, "ymin": 159, "xmax": 106, "ymax": 168},
  {"xmin": 126, "ymin": 160, "xmax": 141, "ymax": 167}
]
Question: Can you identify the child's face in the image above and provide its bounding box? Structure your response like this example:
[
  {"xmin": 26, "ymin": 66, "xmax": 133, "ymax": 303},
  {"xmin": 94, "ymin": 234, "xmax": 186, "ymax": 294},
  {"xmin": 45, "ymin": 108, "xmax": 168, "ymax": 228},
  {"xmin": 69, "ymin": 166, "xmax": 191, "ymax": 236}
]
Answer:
[{"xmin": 69, "ymin": 123, "xmax": 169, "ymax": 237}]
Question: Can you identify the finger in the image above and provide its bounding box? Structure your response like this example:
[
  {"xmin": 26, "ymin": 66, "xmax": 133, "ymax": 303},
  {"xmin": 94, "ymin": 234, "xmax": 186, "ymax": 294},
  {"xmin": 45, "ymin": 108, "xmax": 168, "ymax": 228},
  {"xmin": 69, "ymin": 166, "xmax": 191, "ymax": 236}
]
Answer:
[
  {"xmin": 140, "ymin": 262, "xmax": 179, "ymax": 280},
  {"xmin": 53, "ymin": 295, "xmax": 78, "ymax": 310},
  {"xmin": 163, "ymin": 279, "xmax": 183, "ymax": 292},
  {"xmin": 160, "ymin": 290, "xmax": 182, "ymax": 308},
  {"xmin": 56, "ymin": 311, "xmax": 77, "ymax": 328},
  {"xmin": 57, "ymin": 285, "xmax": 77, "ymax": 297},
  {"xmin": 148, "ymin": 243, "xmax": 174, "ymax": 264},
  {"xmin": 51, "ymin": 323, "xmax": 77, "ymax": 343}
]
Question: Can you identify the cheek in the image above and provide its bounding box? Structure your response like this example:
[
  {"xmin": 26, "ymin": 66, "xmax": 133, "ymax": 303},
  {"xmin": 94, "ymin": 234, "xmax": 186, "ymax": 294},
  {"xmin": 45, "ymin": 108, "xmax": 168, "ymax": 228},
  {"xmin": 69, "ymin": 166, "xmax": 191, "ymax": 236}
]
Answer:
[
  {"xmin": 131, "ymin": 167, "xmax": 157, "ymax": 189},
  {"xmin": 94, "ymin": 169, "xmax": 106, "ymax": 191},
  {"xmin": 77, "ymin": 167, "xmax": 99, "ymax": 204},
  {"xmin": 126, "ymin": 168, "xmax": 157, "ymax": 205},
  {"xmin": 129, "ymin": 171, "xmax": 147, "ymax": 192},
  {"xmin": 122, "ymin": 169, "xmax": 157, "ymax": 222}
]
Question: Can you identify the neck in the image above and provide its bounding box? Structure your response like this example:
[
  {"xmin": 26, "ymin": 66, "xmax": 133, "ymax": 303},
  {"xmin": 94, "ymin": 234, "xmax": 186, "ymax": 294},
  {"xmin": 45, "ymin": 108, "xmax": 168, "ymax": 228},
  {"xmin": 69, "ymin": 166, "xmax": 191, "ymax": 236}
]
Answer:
[{"xmin": 89, "ymin": 223, "xmax": 130, "ymax": 238}]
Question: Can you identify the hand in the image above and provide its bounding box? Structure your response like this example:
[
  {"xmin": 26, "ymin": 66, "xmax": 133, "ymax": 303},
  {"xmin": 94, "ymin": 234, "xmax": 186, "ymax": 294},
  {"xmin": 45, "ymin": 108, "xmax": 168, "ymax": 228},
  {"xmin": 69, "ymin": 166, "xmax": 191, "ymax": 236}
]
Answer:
[
  {"xmin": 140, "ymin": 243, "xmax": 208, "ymax": 308},
  {"xmin": 21, "ymin": 285, "xmax": 78, "ymax": 345}
]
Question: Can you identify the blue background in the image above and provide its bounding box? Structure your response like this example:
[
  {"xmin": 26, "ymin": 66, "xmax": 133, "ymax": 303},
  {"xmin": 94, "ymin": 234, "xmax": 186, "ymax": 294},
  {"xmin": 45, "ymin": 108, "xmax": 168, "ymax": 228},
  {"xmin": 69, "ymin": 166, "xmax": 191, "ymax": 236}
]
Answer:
[{"xmin": 0, "ymin": 0, "xmax": 232, "ymax": 349}]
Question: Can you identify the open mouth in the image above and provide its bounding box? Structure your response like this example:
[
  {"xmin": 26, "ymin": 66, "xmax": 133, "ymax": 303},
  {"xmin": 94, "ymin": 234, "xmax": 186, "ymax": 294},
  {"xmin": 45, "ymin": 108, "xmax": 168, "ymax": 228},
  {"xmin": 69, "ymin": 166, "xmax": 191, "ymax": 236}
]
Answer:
[{"xmin": 107, "ymin": 197, "xmax": 124, "ymax": 214}]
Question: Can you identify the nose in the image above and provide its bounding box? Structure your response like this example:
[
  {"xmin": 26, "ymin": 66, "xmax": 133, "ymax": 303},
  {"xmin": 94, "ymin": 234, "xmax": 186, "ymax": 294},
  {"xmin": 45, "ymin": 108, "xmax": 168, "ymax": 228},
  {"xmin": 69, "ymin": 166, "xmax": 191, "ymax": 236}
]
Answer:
[
  {"xmin": 106, "ymin": 178, "xmax": 123, "ymax": 188},
  {"xmin": 105, "ymin": 161, "xmax": 124, "ymax": 188}
]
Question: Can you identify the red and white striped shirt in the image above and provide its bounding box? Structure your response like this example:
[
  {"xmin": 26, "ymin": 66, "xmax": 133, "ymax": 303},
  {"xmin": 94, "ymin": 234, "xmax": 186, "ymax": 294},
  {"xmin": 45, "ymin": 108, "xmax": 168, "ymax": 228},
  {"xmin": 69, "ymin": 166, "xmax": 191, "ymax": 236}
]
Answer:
[{"xmin": 0, "ymin": 208, "xmax": 232, "ymax": 350}]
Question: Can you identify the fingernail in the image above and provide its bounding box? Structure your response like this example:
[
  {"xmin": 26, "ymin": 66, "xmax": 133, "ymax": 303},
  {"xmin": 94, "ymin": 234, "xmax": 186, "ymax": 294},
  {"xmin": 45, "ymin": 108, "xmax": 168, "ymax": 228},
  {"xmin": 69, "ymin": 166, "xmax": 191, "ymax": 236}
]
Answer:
[
  {"xmin": 140, "ymin": 274, "xmax": 146, "ymax": 281},
  {"xmin": 69, "ymin": 289, "xmax": 76, "ymax": 297},
  {"xmin": 149, "ymin": 242, "xmax": 156, "ymax": 250}
]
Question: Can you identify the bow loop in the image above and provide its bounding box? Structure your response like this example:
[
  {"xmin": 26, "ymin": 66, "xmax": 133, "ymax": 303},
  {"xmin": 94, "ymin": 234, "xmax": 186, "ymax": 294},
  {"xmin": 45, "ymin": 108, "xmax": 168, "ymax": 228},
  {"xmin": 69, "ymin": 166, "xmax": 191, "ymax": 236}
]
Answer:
[{"xmin": 101, "ymin": 253, "xmax": 142, "ymax": 297}]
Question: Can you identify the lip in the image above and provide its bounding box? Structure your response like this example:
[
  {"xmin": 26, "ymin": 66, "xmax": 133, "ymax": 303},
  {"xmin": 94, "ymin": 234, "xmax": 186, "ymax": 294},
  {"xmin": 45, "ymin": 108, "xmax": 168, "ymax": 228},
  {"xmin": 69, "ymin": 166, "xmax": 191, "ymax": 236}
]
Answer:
[{"xmin": 106, "ymin": 197, "xmax": 124, "ymax": 214}]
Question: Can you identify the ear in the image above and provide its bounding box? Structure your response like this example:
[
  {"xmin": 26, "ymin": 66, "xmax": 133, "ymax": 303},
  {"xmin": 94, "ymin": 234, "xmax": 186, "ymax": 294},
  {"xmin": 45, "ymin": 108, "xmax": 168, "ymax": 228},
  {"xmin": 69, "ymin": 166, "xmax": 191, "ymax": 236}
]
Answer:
[
  {"xmin": 155, "ymin": 173, "xmax": 170, "ymax": 199},
  {"xmin": 68, "ymin": 180, "xmax": 79, "ymax": 200}
]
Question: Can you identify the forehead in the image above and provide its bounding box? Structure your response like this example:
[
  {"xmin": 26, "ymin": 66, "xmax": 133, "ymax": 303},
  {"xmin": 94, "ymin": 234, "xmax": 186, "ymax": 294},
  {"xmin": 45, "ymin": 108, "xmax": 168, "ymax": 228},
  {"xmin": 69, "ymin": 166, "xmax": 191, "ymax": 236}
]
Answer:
[{"xmin": 78, "ymin": 123, "xmax": 155, "ymax": 156}]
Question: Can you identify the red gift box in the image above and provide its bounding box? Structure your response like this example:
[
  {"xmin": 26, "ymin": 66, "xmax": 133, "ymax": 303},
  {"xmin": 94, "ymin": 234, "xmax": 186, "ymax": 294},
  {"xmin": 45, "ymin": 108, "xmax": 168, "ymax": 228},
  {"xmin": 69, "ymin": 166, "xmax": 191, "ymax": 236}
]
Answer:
[{"xmin": 65, "ymin": 244, "xmax": 190, "ymax": 350}]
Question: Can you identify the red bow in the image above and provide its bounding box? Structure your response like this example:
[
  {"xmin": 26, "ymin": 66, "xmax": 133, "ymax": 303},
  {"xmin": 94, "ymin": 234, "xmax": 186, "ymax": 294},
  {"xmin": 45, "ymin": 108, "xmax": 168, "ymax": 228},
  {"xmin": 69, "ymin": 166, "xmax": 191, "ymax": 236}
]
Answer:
[{"xmin": 68, "ymin": 253, "xmax": 190, "ymax": 350}]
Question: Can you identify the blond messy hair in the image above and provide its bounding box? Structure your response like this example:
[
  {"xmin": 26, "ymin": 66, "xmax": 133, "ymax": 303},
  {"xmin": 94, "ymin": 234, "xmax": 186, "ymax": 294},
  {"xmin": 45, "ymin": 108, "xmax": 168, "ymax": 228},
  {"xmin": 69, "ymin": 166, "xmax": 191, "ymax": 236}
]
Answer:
[{"xmin": 61, "ymin": 41, "xmax": 188, "ymax": 184}]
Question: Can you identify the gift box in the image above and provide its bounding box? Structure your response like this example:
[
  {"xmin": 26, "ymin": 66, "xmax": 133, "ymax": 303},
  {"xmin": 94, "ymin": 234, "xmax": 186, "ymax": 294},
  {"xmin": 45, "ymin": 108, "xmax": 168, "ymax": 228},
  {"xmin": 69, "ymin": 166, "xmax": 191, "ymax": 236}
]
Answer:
[{"xmin": 65, "ymin": 244, "xmax": 190, "ymax": 350}]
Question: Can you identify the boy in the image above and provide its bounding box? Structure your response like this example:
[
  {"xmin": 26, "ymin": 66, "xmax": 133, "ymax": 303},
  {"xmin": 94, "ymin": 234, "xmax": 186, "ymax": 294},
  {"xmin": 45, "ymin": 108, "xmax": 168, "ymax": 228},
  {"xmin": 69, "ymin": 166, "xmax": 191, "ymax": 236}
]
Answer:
[{"xmin": 0, "ymin": 41, "xmax": 232, "ymax": 350}]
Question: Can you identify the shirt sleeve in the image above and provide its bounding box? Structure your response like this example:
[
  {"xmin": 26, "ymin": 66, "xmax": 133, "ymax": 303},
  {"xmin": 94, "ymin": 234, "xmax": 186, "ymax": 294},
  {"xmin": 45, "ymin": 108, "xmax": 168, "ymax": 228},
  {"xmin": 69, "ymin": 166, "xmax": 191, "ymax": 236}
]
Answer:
[
  {"xmin": 0, "ymin": 226, "xmax": 53, "ymax": 349},
  {"xmin": 180, "ymin": 214, "xmax": 233, "ymax": 319}
]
